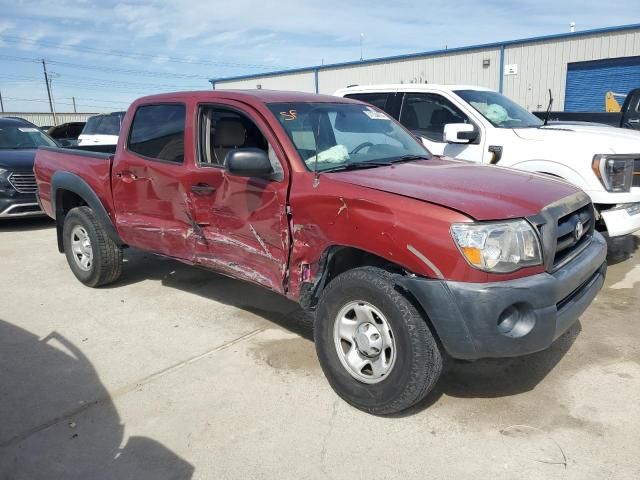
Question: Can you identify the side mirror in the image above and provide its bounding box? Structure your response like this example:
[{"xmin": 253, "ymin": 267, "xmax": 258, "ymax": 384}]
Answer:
[
  {"xmin": 444, "ymin": 123, "xmax": 477, "ymax": 144},
  {"xmin": 57, "ymin": 139, "xmax": 72, "ymax": 147},
  {"xmin": 225, "ymin": 148, "xmax": 273, "ymax": 177}
]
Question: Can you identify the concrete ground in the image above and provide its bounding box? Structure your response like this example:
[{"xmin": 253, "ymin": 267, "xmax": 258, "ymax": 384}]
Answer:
[{"xmin": 1, "ymin": 218, "xmax": 639, "ymax": 480}]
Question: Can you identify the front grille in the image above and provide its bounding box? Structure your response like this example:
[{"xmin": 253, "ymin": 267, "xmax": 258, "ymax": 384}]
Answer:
[
  {"xmin": 634, "ymin": 158, "xmax": 640, "ymax": 187},
  {"xmin": 552, "ymin": 204, "xmax": 594, "ymax": 269},
  {"xmin": 8, "ymin": 172, "xmax": 38, "ymax": 194}
]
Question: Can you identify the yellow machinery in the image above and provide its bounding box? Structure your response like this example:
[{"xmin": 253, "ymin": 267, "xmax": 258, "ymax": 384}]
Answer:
[{"xmin": 605, "ymin": 91, "xmax": 626, "ymax": 112}]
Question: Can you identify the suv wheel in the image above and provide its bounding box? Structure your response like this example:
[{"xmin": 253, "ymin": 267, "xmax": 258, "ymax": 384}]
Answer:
[
  {"xmin": 315, "ymin": 267, "xmax": 442, "ymax": 415},
  {"xmin": 62, "ymin": 206, "xmax": 123, "ymax": 287}
]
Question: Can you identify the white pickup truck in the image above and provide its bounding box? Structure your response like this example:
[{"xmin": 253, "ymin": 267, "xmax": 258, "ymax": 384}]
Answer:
[{"xmin": 334, "ymin": 84, "xmax": 640, "ymax": 238}]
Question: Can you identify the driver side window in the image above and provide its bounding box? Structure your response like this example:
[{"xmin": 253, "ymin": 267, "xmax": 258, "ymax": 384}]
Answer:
[
  {"xmin": 199, "ymin": 106, "xmax": 284, "ymax": 180},
  {"xmin": 399, "ymin": 93, "xmax": 469, "ymax": 142}
]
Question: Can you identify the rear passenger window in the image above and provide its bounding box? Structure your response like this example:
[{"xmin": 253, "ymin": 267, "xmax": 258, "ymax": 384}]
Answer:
[
  {"xmin": 128, "ymin": 104, "xmax": 186, "ymax": 163},
  {"xmin": 344, "ymin": 93, "xmax": 391, "ymax": 112}
]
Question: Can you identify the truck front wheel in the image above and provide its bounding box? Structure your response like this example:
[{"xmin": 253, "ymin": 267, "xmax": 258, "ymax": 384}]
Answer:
[
  {"xmin": 62, "ymin": 206, "xmax": 123, "ymax": 287},
  {"xmin": 315, "ymin": 267, "xmax": 442, "ymax": 414}
]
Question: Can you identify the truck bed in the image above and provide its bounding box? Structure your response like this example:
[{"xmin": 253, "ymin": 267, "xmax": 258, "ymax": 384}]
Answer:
[{"xmin": 34, "ymin": 146, "xmax": 116, "ymax": 220}]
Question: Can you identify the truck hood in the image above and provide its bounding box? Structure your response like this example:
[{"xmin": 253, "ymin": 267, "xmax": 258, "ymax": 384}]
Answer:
[
  {"xmin": 513, "ymin": 125, "xmax": 640, "ymax": 154},
  {"xmin": 328, "ymin": 157, "xmax": 578, "ymax": 220},
  {"xmin": 0, "ymin": 148, "xmax": 37, "ymax": 171}
]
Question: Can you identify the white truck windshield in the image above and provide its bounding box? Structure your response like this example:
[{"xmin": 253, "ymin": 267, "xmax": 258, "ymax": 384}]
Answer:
[{"xmin": 455, "ymin": 90, "xmax": 544, "ymax": 128}]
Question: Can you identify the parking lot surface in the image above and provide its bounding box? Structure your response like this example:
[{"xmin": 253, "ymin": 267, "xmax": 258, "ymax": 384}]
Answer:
[{"xmin": 1, "ymin": 218, "xmax": 639, "ymax": 479}]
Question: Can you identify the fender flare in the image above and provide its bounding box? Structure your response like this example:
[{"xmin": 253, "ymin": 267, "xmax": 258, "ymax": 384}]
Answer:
[{"xmin": 51, "ymin": 171, "xmax": 123, "ymax": 252}]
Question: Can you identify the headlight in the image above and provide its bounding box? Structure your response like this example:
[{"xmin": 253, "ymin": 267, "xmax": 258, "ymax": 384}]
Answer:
[
  {"xmin": 592, "ymin": 155, "xmax": 633, "ymax": 192},
  {"xmin": 451, "ymin": 220, "xmax": 542, "ymax": 273}
]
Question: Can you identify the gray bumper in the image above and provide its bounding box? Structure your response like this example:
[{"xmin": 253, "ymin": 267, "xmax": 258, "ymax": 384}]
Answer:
[{"xmin": 398, "ymin": 232, "xmax": 607, "ymax": 360}]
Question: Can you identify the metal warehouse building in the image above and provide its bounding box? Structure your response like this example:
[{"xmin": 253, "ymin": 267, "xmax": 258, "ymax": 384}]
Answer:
[{"xmin": 210, "ymin": 23, "xmax": 640, "ymax": 112}]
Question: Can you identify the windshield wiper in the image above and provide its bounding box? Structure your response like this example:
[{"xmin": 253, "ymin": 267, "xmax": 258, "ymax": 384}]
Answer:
[
  {"xmin": 389, "ymin": 154, "xmax": 430, "ymax": 163},
  {"xmin": 321, "ymin": 155, "xmax": 429, "ymax": 173},
  {"xmin": 321, "ymin": 160, "xmax": 394, "ymax": 173}
]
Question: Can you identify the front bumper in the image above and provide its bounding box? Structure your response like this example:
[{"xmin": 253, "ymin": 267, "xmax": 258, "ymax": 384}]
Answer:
[
  {"xmin": 0, "ymin": 171, "xmax": 44, "ymax": 219},
  {"xmin": 398, "ymin": 232, "xmax": 607, "ymax": 360},
  {"xmin": 598, "ymin": 202, "xmax": 640, "ymax": 237}
]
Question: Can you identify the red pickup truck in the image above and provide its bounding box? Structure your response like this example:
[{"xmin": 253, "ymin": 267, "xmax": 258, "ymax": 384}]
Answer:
[{"xmin": 34, "ymin": 90, "xmax": 607, "ymax": 414}]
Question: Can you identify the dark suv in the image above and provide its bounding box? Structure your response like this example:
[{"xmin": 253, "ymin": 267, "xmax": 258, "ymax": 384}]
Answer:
[{"xmin": 0, "ymin": 117, "xmax": 58, "ymax": 219}]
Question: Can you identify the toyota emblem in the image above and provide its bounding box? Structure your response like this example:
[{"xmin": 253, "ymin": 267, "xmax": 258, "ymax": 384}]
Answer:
[{"xmin": 574, "ymin": 221, "xmax": 584, "ymax": 240}]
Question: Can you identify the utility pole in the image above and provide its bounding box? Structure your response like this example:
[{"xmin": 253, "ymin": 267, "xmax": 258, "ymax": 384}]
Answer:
[
  {"xmin": 359, "ymin": 33, "xmax": 364, "ymax": 61},
  {"xmin": 42, "ymin": 59, "xmax": 57, "ymax": 126},
  {"xmin": 0, "ymin": 88, "xmax": 4, "ymax": 113},
  {"xmin": 72, "ymin": 96, "xmax": 77, "ymax": 113},
  {"xmin": 49, "ymin": 79, "xmax": 57, "ymax": 124}
]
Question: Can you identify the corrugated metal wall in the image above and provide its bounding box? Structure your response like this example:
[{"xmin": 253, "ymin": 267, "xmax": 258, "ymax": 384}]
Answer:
[
  {"xmin": 215, "ymin": 71, "xmax": 316, "ymax": 92},
  {"xmin": 503, "ymin": 29, "xmax": 640, "ymax": 110},
  {"xmin": 213, "ymin": 26, "xmax": 640, "ymax": 111},
  {"xmin": 0, "ymin": 112, "xmax": 98, "ymax": 127},
  {"xmin": 317, "ymin": 49, "xmax": 501, "ymax": 93}
]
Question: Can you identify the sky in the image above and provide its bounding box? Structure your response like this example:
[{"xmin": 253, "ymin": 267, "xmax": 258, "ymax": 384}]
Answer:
[{"xmin": 0, "ymin": 0, "xmax": 638, "ymax": 113}]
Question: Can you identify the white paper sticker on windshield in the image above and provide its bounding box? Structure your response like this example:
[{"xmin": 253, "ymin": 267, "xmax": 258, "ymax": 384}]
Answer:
[
  {"xmin": 363, "ymin": 108, "xmax": 387, "ymax": 120},
  {"xmin": 18, "ymin": 127, "xmax": 39, "ymax": 132}
]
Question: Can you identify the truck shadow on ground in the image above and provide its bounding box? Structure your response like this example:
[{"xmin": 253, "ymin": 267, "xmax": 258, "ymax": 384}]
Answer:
[
  {"xmin": 110, "ymin": 249, "xmax": 581, "ymax": 415},
  {"xmin": 398, "ymin": 322, "xmax": 581, "ymax": 416},
  {"xmin": 0, "ymin": 319, "xmax": 194, "ymax": 480}
]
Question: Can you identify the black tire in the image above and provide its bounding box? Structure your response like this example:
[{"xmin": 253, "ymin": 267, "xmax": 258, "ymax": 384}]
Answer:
[
  {"xmin": 62, "ymin": 206, "xmax": 123, "ymax": 287},
  {"xmin": 315, "ymin": 267, "xmax": 442, "ymax": 415}
]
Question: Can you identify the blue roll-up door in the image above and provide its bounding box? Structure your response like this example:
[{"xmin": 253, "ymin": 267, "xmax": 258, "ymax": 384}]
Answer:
[{"xmin": 564, "ymin": 56, "xmax": 640, "ymax": 112}]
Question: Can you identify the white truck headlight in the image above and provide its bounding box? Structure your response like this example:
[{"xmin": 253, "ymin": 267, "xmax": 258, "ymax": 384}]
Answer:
[
  {"xmin": 592, "ymin": 155, "xmax": 634, "ymax": 193},
  {"xmin": 451, "ymin": 220, "xmax": 542, "ymax": 273}
]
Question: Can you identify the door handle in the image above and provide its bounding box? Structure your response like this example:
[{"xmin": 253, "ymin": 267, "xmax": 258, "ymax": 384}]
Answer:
[
  {"xmin": 628, "ymin": 118, "xmax": 640, "ymax": 124},
  {"xmin": 191, "ymin": 183, "xmax": 216, "ymax": 195},
  {"xmin": 116, "ymin": 170, "xmax": 138, "ymax": 183}
]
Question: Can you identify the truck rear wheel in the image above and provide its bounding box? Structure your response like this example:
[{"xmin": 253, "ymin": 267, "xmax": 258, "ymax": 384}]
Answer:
[
  {"xmin": 315, "ymin": 267, "xmax": 442, "ymax": 415},
  {"xmin": 62, "ymin": 206, "xmax": 123, "ymax": 287}
]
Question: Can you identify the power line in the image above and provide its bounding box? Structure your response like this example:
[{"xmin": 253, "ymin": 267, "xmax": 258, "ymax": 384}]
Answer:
[
  {"xmin": 0, "ymin": 72, "xmax": 204, "ymax": 90},
  {"xmin": 0, "ymin": 35, "xmax": 288, "ymax": 69},
  {"xmin": 2, "ymin": 97, "xmax": 129, "ymax": 110},
  {"xmin": 0, "ymin": 54, "xmax": 210, "ymax": 79}
]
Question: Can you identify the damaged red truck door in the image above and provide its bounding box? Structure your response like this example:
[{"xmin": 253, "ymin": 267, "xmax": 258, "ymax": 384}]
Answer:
[
  {"xmin": 34, "ymin": 90, "xmax": 607, "ymax": 416},
  {"xmin": 111, "ymin": 97, "xmax": 290, "ymax": 291}
]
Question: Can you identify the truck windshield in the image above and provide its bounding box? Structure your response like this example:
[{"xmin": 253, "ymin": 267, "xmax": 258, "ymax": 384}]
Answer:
[
  {"xmin": 0, "ymin": 125, "xmax": 58, "ymax": 149},
  {"xmin": 455, "ymin": 90, "xmax": 543, "ymax": 128},
  {"xmin": 268, "ymin": 102, "xmax": 430, "ymax": 172}
]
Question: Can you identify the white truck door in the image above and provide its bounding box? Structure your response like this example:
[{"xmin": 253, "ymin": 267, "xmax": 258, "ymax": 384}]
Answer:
[{"xmin": 398, "ymin": 92, "xmax": 485, "ymax": 163}]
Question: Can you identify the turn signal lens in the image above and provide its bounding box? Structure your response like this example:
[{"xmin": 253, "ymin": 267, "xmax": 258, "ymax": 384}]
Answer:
[{"xmin": 461, "ymin": 247, "xmax": 482, "ymax": 266}]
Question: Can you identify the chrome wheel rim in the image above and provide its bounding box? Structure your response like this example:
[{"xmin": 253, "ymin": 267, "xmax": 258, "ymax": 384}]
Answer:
[
  {"xmin": 333, "ymin": 301, "xmax": 396, "ymax": 384},
  {"xmin": 70, "ymin": 225, "xmax": 93, "ymax": 272}
]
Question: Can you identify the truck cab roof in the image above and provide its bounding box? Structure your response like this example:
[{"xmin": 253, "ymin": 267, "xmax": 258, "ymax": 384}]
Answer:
[
  {"xmin": 335, "ymin": 84, "xmax": 495, "ymax": 96},
  {"xmin": 135, "ymin": 90, "xmax": 361, "ymax": 107}
]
